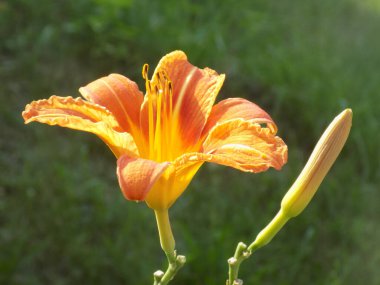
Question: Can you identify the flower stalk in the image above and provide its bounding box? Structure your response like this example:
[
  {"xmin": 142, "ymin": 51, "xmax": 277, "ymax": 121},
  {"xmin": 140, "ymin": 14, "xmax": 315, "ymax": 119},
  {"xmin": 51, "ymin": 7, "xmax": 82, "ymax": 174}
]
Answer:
[
  {"xmin": 247, "ymin": 209, "xmax": 289, "ymax": 252},
  {"xmin": 153, "ymin": 210, "xmax": 186, "ymax": 285},
  {"xmin": 227, "ymin": 109, "xmax": 352, "ymax": 284},
  {"xmin": 227, "ymin": 242, "xmax": 251, "ymax": 285},
  {"xmin": 155, "ymin": 210, "xmax": 175, "ymax": 253}
]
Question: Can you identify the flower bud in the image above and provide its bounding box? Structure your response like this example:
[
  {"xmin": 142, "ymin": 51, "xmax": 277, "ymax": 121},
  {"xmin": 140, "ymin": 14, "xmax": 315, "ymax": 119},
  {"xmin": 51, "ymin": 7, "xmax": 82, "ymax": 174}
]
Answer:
[{"xmin": 281, "ymin": 109, "xmax": 352, "ymax": 218}]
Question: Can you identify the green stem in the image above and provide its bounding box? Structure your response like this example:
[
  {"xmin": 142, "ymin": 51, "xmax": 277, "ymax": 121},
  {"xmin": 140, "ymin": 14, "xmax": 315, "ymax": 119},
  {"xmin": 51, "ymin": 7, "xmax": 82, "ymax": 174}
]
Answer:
[
  {"xmin": 155, "ymin": 210, "xmax": 175, "ymax": 253},
  {"xmin": 248, "ymin": 209, "xmax": 289, "ymax": 252},
  {"xmin": 227, "ymin": 210, "xmax": 290, "ymax": 284},
  {"xmin": 227, "ymin": 242, "xmax": 251, "ymax": 285},
  {"xmin": 153, "ymin": 210, "xmax": 186, "ymax": 285},
  {"xmin": 159, "ymin": 253, "xmax": 186, "ymax": 285}
]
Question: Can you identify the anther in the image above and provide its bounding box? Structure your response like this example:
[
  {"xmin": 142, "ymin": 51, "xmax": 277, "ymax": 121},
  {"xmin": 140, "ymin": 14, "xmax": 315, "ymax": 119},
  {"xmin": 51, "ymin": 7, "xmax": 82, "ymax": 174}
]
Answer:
[
  {"xmin": 168, "ymin": 81, "xmax": 173, "ymax": 93},
  {"xmin": 142, "ymin": 64, "xmax": 149, "ymax": 80},
  {"xmin": 154, "ymin": 85, "xmax": 160, "ymax": 96},
  {"xmin": 156, "ymin": 72, "xmax": 161, "ymax": 82}
]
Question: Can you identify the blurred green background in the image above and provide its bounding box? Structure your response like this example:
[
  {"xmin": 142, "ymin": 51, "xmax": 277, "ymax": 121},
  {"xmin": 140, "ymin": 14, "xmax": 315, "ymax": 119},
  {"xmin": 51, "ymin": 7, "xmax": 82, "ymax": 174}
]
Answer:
[{"xmin": 1, "ymin": 0, "xmax": 379, "ymax": 284}]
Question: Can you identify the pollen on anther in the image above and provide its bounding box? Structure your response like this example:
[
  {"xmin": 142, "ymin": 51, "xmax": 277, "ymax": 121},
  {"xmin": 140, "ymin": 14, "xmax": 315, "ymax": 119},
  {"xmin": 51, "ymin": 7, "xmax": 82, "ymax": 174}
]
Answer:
[{"xmin": 142, "ymin": 64, "xmax": 149, "ymax": 80}]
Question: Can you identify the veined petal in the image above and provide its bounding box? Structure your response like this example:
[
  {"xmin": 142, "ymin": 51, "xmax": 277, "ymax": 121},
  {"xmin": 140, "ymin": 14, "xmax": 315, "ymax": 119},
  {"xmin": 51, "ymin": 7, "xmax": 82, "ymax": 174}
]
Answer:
[
  {"xmin": 199, "ymin": 119, "xmax": 287, "ymax": 172},
  {"xmin": 22, "ymin": 96, "xmax": 138, "ymax": 157},
  {"xmin": 79, "ymin": 74, "xmax": 144, "ymax": 136},
  {"xmin": 202, "ymin": 97, "xmax": 277, "ymax": 137},
  {"xmin": 145, "ymin": 161, "xmax": 203, "ymax": 210},
  {"xmin": 117, "ymin": 156, "xmax": 170, "ymax": 201},
  {"xmin": 149, "ymin": 50, "xmax": 225, "ymax": 150}
]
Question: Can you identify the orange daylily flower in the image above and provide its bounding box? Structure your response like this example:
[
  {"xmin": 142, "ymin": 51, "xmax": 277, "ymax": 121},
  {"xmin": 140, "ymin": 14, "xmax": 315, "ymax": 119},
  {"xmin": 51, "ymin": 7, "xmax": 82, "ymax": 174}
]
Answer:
[{"xmin": 22, "ymin": 51, "xmax": 288, "ymax": 210}]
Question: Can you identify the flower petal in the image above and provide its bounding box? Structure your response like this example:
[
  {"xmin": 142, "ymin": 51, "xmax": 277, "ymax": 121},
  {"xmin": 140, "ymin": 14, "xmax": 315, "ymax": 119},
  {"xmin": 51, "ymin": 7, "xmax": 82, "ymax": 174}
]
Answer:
[
  {"xmin": 22, "ymin": 96, "xmax": 138, "ymax": 157},
  {"xmin": 79, "ymin": 74, "xmax": 144, "ymax": 136},
  {"xmin": 148, "ymin": 50, "xmax": 225, "ymax": 150},
  {"xmin": 145, "ymin": 161, "xmax": 203, "ymax": 210},
  {"xmin": 116, "ymin": 156, "xmax": 170, "ymax": 201},
  {"xmin": 175, "ymin": 119, "xmax": 287, "ymax": 172},
  {"xmin": 202, "ymin": 97, "xmax": 277, "ymax": 137}
]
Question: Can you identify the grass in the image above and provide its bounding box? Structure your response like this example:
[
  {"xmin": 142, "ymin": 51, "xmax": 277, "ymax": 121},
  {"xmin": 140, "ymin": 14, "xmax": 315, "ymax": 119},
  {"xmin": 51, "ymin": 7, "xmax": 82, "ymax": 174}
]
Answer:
[{"xmin": 1, "ymin": 0, "xmax": 379, "ymax": 284}]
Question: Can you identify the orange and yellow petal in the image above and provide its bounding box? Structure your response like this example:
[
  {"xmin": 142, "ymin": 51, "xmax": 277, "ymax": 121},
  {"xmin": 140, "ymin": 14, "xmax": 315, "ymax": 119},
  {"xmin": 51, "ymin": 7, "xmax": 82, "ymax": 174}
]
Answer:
[
  {"xmin": 116, "ymin": 156, "xmax": 170, "ymax": 201},
  {"xmin": 202, "ymin": 97, "xmax": 278, "ymax": 137},
  {"xmin": 22, "ymin": 95, "xmax": 138, "ymax": 157},
  {"xmin": 147, "ymin": 50, "xmax": 225, "ymax": 151},
  {"xmin": 79, "ymin": 74, "xmax": 144, "ymax": 136},
  {"xmin": 144, "ymin": 161, "xmax": 203, "ymax": 210},
  {"xmin": 194, "ymin": 119, "xmax": 287, "ymax": 172}
]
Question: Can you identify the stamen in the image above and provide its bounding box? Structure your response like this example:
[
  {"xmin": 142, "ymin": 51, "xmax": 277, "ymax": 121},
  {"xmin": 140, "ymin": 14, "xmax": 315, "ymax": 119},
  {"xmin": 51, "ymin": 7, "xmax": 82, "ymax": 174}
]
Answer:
[
  {"xmin": 156, "ymin": 72, "xmax": 162, "ymax": 86},
  {"xmin": 148, "ymin": 92, "xmax": 154, "ymax": 157},
  {"xmin": 168, "ymin": 81, "xmax": 173, "ymax": 121},
  {"xmin": 154, "ymin": 86, "xmax": 162, "ymax": 161},
  {"xmin": 142, "ymin": 64, "xmax": 149, "ymax": 80},
  {"xmin": 143, "ymin": 64, "xmax": 155, "ymax": 157},
  {"xmin": 168, "ymin": 81, "xmax": 179, "ymax": 160},
  {"xmin": 162, "ymin": 84, "xmax": 168, "ymax": 160}
]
